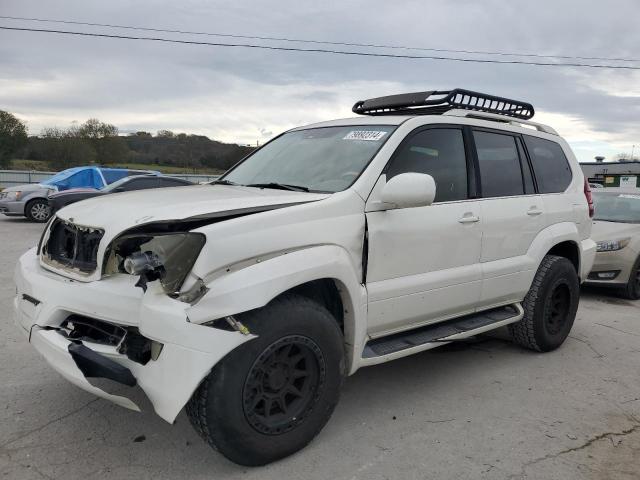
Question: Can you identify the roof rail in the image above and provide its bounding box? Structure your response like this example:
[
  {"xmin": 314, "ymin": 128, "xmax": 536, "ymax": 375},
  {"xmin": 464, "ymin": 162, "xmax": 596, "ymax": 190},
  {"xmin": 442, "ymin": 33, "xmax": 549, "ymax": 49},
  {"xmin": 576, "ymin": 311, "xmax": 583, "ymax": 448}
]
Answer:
[
  {"xmin": 444, "ymin": 109, "xmax": 558, "ymax": 135},
  {"xmin": 352, "ymin": 88, "xmax": 535, "ymax": 120}
]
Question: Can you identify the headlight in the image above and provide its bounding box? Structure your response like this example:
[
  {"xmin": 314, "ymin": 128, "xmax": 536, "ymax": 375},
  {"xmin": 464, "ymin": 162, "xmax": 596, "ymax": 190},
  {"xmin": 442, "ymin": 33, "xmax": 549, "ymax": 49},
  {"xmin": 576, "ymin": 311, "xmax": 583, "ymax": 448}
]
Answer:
[
  {"xmin": 105, "ymin": 232, "xmax": 206, "ymax": 294},
  {"xmin": 596, "ymin": 238, "xmax": 630, "ymax": 252},
  {"xmin": 5, "ymin": 191, "xmax": 21, "ymax": 200}
]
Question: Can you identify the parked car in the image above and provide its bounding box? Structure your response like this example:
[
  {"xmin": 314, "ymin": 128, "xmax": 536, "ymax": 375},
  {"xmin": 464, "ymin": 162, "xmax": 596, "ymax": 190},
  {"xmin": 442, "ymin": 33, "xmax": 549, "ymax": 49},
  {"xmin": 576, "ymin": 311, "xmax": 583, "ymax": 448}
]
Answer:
[
  {"xmin": 0, "ymin": 166, "xmax": 157, "ymax": 222},
  {"xmin": 14, "ymin": 89, "xmax": 595, "ymax": 465},
  {"xmin": 48, "ymin": 175, "xmax": 193, "ymax": 213},
  {"xmin": 586, "ymin": 188, "xmax": 640, "ymax": 298}
]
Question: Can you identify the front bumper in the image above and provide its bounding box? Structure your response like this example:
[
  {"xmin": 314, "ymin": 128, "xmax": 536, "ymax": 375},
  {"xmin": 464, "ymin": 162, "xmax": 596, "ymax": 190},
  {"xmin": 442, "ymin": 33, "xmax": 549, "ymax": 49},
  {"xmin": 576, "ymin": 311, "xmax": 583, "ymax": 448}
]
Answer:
[
  {"xmin": 14, "ymin": 247, "xmax": 254, "ymax": 423},
  {"xmin": 0, "ymin": 199, "xmax": 25, "ymax": 216},
  {"xmin": 584, "ymin": 246, "xmax": 638, "ymax": 287}
]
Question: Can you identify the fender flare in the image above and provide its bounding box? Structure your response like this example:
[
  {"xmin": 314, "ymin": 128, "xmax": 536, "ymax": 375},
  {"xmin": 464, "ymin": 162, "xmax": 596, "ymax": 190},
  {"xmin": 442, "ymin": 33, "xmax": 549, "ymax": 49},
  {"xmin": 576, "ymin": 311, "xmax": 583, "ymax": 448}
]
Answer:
[{"xmin": 186, "ymin": 244, "xmax": 367, "ymax": 373}]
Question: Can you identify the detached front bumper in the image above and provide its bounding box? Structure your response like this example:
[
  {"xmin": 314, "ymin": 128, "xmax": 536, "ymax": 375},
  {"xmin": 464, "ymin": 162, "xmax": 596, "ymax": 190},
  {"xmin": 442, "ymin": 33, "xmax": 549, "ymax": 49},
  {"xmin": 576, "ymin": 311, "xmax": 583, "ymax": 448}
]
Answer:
[{"xmin": 14, "ymin": 247, "xmax": 254, "ymax": 423}]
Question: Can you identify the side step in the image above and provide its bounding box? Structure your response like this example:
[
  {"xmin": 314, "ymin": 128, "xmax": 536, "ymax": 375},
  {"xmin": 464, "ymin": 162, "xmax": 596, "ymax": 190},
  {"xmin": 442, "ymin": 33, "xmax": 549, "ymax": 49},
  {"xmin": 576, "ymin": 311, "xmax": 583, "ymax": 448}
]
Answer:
[{"xmin": 362, "ymin": 304, "xmax": 523, "ymax": 359}]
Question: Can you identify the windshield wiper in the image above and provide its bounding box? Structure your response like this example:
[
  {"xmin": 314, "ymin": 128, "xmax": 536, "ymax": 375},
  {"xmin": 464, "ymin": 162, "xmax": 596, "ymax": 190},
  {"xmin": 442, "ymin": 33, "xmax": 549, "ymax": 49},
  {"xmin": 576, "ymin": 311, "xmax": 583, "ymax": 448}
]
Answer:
[
  {"xmin": 245, "ymin": 182, "xmax": 310, "ymax": 192},
  {"xmin": 211, "ymin": 179, "xmax": 238, "ymax": 186}
]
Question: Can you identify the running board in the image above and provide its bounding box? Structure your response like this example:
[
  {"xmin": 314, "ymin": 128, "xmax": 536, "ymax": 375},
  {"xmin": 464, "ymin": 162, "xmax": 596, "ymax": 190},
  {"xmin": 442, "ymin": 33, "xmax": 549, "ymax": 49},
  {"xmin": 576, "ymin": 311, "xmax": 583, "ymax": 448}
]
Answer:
[{"xmin": 362, "ymin": 304, "xmax": 523, "ymax": 360}]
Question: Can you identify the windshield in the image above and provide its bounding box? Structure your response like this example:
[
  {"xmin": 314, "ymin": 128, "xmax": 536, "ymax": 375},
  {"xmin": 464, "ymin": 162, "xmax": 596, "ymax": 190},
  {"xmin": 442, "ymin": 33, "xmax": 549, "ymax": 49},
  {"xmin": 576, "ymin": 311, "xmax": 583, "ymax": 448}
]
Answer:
[
  {"xmin": 593, "ymin": 191, "xmax": 640, "ymax": 223},
  {"xmin": 101, "ymin": 176, "xmax": 132, "ymax": 192},
  {"xmin": 221, "ymin": 125, "xmax": 396, "ymax": 193}
]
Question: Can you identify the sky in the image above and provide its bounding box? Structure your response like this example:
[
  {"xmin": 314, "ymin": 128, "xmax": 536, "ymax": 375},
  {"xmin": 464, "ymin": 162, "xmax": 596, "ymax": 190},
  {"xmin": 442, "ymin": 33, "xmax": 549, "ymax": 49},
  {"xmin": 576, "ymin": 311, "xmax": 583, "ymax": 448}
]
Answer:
[{"xmin": 1, "ymin": 0, "xmax": 639, "ymax": 162}]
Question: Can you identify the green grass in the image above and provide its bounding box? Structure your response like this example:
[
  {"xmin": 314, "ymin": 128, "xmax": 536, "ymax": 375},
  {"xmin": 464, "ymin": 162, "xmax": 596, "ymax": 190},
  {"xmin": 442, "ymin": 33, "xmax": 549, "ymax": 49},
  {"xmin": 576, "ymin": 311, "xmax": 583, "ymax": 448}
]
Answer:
[{"xmin": 7, "ymin": 159, "xmax": 224, "ymax": 175}]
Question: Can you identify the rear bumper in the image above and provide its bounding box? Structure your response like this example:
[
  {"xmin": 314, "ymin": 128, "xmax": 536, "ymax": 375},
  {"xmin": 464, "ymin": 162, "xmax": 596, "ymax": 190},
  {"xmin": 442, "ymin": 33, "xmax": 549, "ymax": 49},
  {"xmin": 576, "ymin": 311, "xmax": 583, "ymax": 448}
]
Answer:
[
  {"xmin": 580, "ymin": 238, "xmax": 597, "ymax": 283},
  {"xmin": 14, "ymin": 248, "xmax": 254, "ymax": 423}
]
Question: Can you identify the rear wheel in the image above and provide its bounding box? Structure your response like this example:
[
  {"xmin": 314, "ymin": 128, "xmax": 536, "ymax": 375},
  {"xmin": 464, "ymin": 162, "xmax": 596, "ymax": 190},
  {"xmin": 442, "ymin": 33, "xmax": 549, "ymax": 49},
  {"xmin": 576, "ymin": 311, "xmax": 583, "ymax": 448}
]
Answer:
[
  {"xmin": 25, "ymin": 198, "xmax": 51, "ymax": 222},
  {"xmin": 621, "ymin": 256, "xmax": 640, "ymax": 300},
  {"xmin": 187, "ymin": 294, "xmax": 344, "ymax": 466},
  {"xmin": 509, "ymin": 255, "xmax": 579, "ymax": 352}
]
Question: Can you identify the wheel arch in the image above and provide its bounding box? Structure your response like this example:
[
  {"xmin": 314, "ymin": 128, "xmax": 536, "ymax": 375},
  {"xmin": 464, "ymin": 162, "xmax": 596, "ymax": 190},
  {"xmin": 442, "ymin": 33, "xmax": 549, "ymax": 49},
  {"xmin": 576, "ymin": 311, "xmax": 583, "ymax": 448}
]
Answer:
[
  {"xmin": 547, "ymin": 240, "xmax": 580, "ymax": 274},
  {"xmin": 186, "ymin": 245, "xmax": 367, "ymax": 374}
]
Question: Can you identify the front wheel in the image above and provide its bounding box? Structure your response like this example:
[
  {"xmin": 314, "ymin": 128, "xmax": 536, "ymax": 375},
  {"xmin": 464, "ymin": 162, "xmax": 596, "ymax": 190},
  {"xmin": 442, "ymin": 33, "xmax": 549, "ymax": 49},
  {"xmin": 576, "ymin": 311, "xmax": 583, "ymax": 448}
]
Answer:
[
  {"xmin": 25, "ymin": 198, "xmax": 51, "ymax": 222},
  {"xmin": 621, "ymin": 256, "xmax": 640, "ymax": 300},
  {"xmin": 509, "ymin": 255, "xmax": 580, "ymax": 352},
  {"xmin": 187, "ymin": 294, "xmax": 344, "ymax": 466}
]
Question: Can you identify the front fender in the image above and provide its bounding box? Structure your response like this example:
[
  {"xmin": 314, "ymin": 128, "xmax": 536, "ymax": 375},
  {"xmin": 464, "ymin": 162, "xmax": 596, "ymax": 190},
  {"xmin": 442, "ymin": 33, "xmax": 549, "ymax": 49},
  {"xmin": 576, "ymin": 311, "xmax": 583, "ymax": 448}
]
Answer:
[{"xmin": 187, "ymin": 244, "xmax": 367, "ymax": 374}]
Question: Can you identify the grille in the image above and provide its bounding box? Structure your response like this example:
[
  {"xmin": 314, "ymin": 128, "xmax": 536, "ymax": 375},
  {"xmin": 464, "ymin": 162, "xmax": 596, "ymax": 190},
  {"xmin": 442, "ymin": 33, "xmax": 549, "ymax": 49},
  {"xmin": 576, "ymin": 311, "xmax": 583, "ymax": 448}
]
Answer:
[{"xmin": 42, "ymin": 219, "xmax": 104, "ymax": 274}]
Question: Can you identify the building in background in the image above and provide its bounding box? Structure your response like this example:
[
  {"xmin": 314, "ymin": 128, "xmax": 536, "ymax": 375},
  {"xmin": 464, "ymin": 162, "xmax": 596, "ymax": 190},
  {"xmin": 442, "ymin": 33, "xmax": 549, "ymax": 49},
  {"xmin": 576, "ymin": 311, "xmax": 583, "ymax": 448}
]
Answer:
[{"xmin": 580, "ymin": 161, "xmax": 640, "ymax": 188}]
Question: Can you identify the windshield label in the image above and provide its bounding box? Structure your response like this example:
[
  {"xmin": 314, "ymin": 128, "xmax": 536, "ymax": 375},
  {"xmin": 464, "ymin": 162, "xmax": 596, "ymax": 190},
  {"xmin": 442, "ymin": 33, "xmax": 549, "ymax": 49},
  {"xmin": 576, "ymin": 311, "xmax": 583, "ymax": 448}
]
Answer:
[{"xmin": 343, "ymin": 130, "xmax": 387, "ymax": 141}]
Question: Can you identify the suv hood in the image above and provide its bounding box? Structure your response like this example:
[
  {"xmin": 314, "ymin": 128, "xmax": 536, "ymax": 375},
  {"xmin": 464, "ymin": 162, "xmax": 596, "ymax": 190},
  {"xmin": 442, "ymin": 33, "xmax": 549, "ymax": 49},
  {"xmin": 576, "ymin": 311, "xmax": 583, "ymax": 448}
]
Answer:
[
  {"xmin": 55, "ymin": 184, "xmax": 330, "ymax": 232},
  {"xmin": 591, "ymin": 220, "xmax": 640, "ymax": 242}
]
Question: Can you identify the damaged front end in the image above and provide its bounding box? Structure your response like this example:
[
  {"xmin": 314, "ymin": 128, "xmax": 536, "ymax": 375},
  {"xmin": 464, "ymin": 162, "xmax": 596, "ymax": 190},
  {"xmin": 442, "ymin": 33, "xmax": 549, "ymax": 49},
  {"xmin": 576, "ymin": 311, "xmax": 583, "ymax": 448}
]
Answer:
[{"xmin": 18, "ymin": 214, "xmax": 264, "ymax": 422}]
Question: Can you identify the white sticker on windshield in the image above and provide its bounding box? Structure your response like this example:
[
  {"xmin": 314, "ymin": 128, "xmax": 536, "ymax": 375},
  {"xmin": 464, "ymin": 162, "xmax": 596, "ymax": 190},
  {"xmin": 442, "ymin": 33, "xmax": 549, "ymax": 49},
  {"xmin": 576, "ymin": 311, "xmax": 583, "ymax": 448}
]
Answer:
[
  {"xmin": 343, "ymin": 130, "xmax": 387, "ymax": 141},
  {"xmin": 619, "ymin": 194, "xmax": 640, "ymax": 200}
]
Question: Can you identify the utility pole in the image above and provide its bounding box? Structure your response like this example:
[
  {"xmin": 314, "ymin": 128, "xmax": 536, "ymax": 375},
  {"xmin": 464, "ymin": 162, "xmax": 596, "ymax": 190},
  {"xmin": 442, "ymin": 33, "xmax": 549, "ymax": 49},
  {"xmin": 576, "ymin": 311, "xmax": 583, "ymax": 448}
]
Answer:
[{"xmin": 631, "ymin": 144, "xmax": 636, "ymax": 161}]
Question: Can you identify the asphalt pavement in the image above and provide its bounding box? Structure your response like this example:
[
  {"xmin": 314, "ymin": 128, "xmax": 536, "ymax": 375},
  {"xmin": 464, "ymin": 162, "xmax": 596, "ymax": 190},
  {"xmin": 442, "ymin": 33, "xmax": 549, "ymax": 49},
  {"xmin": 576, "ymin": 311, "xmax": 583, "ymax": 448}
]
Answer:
[{"xmin": 1, "ymin": 216, "xmax": 639, "ymax": 480}]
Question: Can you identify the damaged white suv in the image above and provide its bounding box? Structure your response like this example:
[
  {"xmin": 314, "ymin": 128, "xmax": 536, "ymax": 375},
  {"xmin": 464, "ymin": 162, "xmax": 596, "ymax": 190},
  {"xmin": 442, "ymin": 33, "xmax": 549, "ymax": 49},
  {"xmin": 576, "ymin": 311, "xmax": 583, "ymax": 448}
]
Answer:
[{"xmin": 14, "ymin": 89, "xmax": 596, "ymax": 465}]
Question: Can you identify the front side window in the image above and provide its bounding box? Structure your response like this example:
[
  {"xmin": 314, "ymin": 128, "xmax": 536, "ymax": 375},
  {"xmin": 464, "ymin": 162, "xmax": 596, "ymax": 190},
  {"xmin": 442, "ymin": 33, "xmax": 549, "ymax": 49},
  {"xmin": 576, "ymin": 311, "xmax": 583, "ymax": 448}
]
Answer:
[
  {"xmin": 222, "ymin": 125, "xmax": 396, "ymax": 193},
  {"xmin": 386, "ymin": 128, "xmax": 468, "ymax": 202},
  {"xmin": 523, "ymin": 136, "xmax": 572, "ymax": 193},
  {"xmin": 474, "ymin": 131, "xmax": 524, "ymax": 198}
]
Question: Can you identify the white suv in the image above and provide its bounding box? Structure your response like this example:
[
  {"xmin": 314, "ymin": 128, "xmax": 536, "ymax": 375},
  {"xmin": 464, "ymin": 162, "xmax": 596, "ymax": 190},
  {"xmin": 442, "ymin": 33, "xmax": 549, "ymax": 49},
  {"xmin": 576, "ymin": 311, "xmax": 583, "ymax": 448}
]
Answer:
[{"xmin": 14, "ymin": 89, "xmax": 596, "ymax": 465}]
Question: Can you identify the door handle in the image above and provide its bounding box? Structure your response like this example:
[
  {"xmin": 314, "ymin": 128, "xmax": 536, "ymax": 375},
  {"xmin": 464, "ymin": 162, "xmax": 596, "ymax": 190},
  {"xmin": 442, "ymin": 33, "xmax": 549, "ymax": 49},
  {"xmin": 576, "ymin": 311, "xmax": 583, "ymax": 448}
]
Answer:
[
  {"xmin": 458, "ymin": 214, "xmax": 480, "ymax": 224},
  {"xmin": 527, "ymin": 208, "xmax": 543, "ymax": 216}
]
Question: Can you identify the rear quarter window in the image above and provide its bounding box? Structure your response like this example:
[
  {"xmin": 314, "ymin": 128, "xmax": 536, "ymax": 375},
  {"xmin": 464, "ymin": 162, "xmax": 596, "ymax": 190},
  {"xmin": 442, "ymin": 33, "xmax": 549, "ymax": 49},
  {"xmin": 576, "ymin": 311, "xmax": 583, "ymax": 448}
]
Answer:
[{"xmin": 523, "ymin": 136, "xmax": 572, "ymax": 193}]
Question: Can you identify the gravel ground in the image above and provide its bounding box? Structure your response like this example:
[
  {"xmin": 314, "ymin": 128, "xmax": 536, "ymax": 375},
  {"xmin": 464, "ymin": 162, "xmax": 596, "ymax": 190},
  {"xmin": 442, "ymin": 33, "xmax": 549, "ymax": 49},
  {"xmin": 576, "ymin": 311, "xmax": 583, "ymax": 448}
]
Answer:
[{"xmin": 1, "ymin": 216, "xmax": 639, "ymax": 480}]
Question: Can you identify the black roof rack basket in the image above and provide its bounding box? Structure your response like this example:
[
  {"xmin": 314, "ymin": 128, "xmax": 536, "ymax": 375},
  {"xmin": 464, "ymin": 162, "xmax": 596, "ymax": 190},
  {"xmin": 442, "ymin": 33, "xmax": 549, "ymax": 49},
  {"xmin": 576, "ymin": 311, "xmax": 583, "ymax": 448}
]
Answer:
[{"xmin": 352, "ymin": 88, "xmax": 535, "ymax": 120}]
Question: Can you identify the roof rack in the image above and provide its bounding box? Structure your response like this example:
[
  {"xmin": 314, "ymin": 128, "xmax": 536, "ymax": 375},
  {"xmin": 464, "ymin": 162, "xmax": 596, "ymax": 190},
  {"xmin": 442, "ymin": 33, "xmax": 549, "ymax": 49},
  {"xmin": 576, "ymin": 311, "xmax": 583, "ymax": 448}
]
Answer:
[{"xmin": 352, "ymin": 88, "xmax": 535, "ymax": 120}]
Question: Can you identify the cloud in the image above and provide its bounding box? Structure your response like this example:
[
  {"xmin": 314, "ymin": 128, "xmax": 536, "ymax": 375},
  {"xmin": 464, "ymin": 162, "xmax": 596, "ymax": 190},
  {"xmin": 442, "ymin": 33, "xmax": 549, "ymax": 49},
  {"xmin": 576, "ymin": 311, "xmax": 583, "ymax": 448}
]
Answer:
[{"xmin": 0, "ymin": 0, "xmax": 638, "ymax": 161}]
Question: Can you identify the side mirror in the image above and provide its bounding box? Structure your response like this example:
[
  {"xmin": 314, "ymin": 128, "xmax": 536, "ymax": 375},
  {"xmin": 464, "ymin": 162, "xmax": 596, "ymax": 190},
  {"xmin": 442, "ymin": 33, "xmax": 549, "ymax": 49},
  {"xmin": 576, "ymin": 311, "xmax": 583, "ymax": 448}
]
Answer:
[{"xmin": 380, "ymin": 173, "xmax": 436, "ymax": 209}]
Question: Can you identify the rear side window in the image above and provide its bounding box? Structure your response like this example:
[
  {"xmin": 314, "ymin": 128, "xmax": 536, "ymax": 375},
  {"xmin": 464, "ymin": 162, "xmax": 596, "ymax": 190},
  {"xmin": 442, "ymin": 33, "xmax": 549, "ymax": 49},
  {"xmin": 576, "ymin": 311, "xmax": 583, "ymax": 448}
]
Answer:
[
  {"xmin": 473, "ymin": 131, "xmax": 524, "ymax": 197},
  {"xmin": 523, "ymin": 136, "xmax": 572, "ymax": 193},
  {"xmin": 386, "ymin": 128, "xmax": 468, "ymax": 202}
]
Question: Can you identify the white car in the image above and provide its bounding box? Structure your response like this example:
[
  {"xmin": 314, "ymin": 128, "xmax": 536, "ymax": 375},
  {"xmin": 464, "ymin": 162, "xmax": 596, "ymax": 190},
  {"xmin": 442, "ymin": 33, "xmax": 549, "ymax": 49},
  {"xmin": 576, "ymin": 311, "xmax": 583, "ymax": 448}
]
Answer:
[{"xmin": 14, "ymin": 89, "xmax": 596, "ymax": 465}]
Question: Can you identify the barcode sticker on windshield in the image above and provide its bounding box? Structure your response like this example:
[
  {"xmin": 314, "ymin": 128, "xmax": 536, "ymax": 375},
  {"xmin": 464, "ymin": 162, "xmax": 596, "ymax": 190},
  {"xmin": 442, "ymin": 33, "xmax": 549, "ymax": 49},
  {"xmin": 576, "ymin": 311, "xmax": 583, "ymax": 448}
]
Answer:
[{"xmin": 343, "ymin": 130, "xmax": 387, "ymax": 141}]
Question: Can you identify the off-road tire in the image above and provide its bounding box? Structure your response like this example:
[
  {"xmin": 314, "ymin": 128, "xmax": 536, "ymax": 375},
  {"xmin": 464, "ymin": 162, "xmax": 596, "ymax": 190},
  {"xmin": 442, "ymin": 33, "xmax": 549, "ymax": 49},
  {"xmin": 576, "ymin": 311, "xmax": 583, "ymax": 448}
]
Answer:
[
  {"xmin": 509, "ymin": 255, "xmax": 579, "ymax": 352},
  {"xmin": 186, "ymin": 293, "xmax": 345, "ymax": 466},
  {"xmin": 621, "ymin": 256, "xmax": 640, "ymax": 300},
  {"xmin": 25, "ymin": 198, "xmax": 51, "ymax": 223}
]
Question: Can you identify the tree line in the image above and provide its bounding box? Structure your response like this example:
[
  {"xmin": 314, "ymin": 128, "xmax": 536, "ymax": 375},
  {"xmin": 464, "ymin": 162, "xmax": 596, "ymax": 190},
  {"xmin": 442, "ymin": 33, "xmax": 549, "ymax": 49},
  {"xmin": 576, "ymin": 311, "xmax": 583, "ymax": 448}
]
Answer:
[{"xmin": 0, "ymin": 110, "xmax": 255, "ymax": 172}]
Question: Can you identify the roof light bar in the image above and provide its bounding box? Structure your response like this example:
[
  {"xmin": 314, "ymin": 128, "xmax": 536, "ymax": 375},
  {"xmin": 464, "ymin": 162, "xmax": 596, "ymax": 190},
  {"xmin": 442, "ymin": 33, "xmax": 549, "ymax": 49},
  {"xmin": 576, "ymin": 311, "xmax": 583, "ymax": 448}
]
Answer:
[{"xmin": 352, "ymin": 88, "xmax": 535, "ymax": 120}]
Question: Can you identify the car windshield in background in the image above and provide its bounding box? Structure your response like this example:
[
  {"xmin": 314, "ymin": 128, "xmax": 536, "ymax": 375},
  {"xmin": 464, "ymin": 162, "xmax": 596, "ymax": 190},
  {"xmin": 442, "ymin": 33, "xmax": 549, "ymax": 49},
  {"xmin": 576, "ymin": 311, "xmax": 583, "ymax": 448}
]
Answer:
[
  {"xmin": 593, "ymin": 191, "xmax": 640, "ymax": 223},
  {"xmin": 101, "ymin": 176, "xmax": 132, "ymax": 192},
  {"xmin": 221, "ymin": 125, "xmax": 396, "ymax": 193}
]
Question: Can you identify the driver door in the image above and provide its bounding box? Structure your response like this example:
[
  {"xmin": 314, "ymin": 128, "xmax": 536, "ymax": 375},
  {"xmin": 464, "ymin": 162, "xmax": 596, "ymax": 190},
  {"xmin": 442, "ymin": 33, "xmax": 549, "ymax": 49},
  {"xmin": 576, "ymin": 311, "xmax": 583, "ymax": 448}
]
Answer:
[{"xmin": 365, "ymin": 126, "xmax": 483, "ymax": 336}]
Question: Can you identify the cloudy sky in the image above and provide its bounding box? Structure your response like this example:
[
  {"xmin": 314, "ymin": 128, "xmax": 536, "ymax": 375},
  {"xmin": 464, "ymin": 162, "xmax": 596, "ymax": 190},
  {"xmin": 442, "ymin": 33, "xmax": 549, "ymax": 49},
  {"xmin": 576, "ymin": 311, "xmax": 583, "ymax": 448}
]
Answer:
[{"xmin": 1, "ymin": 0, "xmax": 639, "ymax": 161}]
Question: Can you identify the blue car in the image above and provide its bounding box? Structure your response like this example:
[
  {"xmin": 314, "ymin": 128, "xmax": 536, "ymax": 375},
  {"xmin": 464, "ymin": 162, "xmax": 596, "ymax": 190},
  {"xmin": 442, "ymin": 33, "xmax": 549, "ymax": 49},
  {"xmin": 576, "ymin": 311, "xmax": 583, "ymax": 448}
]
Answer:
[{"xmin": 0, "ymin": 166, "xmax": 158, "ymax": 222}]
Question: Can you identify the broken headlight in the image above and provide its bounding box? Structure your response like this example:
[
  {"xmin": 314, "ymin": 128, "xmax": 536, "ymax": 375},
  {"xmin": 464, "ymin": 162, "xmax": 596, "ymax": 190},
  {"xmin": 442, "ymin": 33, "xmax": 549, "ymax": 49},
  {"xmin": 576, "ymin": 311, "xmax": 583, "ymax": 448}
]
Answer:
[{"xmin": 105, "ymin": 232, "xmax": 206, "ymax": 294}]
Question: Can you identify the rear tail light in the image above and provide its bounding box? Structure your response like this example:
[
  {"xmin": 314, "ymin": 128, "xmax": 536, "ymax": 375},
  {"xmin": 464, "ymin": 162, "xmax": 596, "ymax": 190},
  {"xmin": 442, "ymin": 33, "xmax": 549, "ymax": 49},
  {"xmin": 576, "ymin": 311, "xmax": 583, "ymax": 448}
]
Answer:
[{"xmin": 584, "ymin": 178, "xmax": 594, "ymax": 218}]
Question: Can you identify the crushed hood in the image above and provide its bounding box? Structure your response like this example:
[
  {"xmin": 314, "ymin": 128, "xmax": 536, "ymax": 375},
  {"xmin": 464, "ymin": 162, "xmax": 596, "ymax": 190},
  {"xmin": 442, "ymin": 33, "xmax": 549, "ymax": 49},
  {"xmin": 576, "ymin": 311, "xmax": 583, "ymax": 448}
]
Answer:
[
  {"xmin": 591, "ymin": 220, "xmax": 640, "ymax": 242},
  {"xmin": 55, "ymin": 184, "xmax": 330, "ymax": 233}
]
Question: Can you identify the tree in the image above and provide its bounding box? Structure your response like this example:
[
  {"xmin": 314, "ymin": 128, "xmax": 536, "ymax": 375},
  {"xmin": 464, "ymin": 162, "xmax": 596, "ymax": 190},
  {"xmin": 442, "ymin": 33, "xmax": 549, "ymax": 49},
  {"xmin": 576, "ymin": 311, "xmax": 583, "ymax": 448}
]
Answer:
[
  {"xmin": 0, "ymin": 110, "xmax": 28, "ymax": 168},
  {"xmin": 39, "ymin": 127, "xmax": 96, "ymax": 170},
  {"xmin": 76, "ymin": 118, "xmax": 128, "ymax": 163}
]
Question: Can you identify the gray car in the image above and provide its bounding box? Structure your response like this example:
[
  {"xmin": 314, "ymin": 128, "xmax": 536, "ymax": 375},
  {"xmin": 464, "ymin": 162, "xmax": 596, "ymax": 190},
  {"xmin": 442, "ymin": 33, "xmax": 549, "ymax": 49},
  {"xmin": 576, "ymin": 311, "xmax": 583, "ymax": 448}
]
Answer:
[
  {"xmin": 0, "ymin": 166, "xmax": 156, "ymax": 222},
  {"xmin": 0, "ymin": 183, "xmax": 56, "ymax": 222}
]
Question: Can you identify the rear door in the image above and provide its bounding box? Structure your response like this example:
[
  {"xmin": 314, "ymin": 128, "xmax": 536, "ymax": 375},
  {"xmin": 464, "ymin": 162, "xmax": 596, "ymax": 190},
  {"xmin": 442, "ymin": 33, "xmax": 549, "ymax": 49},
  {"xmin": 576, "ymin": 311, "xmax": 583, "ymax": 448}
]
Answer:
[{"xmin": 472, "ymin": 129, "xmax": 546, "ymax": 307}]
